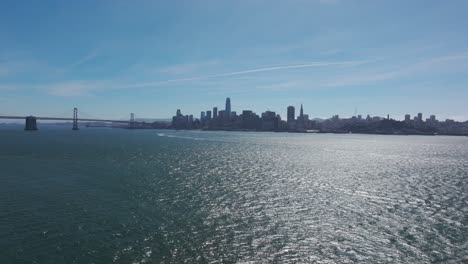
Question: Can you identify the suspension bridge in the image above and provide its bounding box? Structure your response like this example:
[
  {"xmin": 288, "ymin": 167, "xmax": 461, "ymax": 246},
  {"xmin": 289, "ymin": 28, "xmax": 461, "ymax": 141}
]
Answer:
[{"xmin": 0, "ymin": 108, "xmax": 139, "ymax": 130}]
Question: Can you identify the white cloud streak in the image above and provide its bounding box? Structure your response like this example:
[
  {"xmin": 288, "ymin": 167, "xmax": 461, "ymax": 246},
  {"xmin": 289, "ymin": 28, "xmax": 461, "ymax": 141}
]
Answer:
[
  {"xmin": 124, "ymin": 60, "xmax": 368, "ymax": 89},
  {"xmin": 68, "ymin": 51, "xmax": 99, "ymax": 68},
  {"xmin": 319, "ymin": 0, "xmax": 339, "ymax": 4},
  {"xmin": 31, "ymin": 60, "xmax": 365, "ymax": 96},
  {"xmin": 317, "ymin": 52, "xmax": 468, "ymax": 88},
  {"xmin": 0, "ymin": 61, "xmax": 33, "ymax": 78},
  {"xmin": 4, "ymin": 52, "xmax": 467, "ymax": 97}
]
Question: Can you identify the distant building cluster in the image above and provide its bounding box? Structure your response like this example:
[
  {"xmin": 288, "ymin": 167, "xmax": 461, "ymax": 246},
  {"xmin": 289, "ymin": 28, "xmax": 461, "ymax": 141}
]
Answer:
[
  {"xmin": 171, "ymin": 97, "xmax": 468, "ymax": 135},
  {"xmin": 320, "ymin": 112, "xmax": 468, "ymax": 135},
  {"xmin": 172, "ymin": 98, "xmax": 316, "ymax": 132}
]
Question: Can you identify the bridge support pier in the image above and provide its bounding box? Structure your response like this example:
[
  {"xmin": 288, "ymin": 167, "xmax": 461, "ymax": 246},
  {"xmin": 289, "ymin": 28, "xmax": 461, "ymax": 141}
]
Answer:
[
  {"xmin": 130, "ymin": 113, "xmax": 135, "ymax": 129},
  {"xmin": 24, "ymin": 116, "xmax": 38, "ymax": 131},
  {"xmin": 72, "ymin": 107, "xmax": 79, "ymax": 130}
]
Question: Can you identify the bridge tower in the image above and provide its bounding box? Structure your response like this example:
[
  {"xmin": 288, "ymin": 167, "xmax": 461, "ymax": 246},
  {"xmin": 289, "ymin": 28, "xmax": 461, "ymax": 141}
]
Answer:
[
  {"xmin": 72, "ymin": 107, "xmax": 79, "ymax": 130},
  {"xmin": 130, "ymin": 113, "xmax": 135, "ymax": 128},
  {"xmin": 24, "ymin": 116, "xmax": 38, "ymax": 131}
]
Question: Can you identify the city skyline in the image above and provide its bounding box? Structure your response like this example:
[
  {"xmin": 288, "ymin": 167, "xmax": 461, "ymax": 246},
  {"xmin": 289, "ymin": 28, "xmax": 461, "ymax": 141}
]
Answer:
[
  {"xmin": 176, "ymin": 97, "xmax": 458, "ymax": 122},
  {"xmin": 1, "ymin": 1, "xmax": 468, "ymax": 120},
  {"xmin": 170, "ymin": 97, "xmax": 467, "ymax": 135},
  {"xmin": 175, "ymin": 97, "xmax": 454, "ymax": 123}
]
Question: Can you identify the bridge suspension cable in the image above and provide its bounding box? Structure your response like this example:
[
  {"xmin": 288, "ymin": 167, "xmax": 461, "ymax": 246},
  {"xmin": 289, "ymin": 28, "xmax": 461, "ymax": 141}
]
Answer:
[
  {"xmin": 117, "ymin": 113, "xmax": 134, "ymax": 121},
  {"xmin": 77, "ymin": 110, "xmax": 99, "ymax": 120},
  {"xmin": 49, "ymin": 109, "xmax": 75, "ymax": 119}
]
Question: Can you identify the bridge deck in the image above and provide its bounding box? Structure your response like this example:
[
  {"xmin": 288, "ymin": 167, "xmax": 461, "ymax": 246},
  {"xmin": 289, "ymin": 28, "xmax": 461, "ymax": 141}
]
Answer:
[{"xmin": 0, "ymin": 116, "xmax": 132, "ymax": 123}]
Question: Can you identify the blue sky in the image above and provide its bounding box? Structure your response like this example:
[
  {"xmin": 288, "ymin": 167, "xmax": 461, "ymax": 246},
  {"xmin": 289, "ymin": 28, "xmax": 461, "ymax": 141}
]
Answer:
[{"xmin": 1, "ymin": 0, "xmax": 468, "ymax": 121}]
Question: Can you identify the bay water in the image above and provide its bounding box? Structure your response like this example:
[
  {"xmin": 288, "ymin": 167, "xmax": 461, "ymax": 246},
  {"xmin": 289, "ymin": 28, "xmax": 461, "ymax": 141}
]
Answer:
[{"xmin": 0, "ymin": 127, "xmax": 467, "ymax": 263}]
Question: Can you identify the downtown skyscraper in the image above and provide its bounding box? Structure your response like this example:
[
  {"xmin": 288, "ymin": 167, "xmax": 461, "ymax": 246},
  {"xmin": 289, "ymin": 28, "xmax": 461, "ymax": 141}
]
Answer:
[
  {"xmin": 225, "ymin": 97, "xmax": 231, "ymax": 116},
  {"xmin": 225, "ymin": 97, "xmax": 232, "ymax": 122}
]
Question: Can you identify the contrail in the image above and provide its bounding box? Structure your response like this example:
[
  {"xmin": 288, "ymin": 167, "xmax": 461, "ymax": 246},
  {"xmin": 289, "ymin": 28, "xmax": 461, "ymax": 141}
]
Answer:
[
  {"xmin": 123, "ymin": 60, "xmax": 367, "ymax": 89},
  {"xmin": 208, "ymin": 60, "xmax": 366, "ymax": 77}
]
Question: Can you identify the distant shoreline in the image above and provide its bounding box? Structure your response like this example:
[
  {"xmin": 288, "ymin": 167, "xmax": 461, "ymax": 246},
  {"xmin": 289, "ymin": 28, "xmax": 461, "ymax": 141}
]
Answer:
[
  {"xmin": 168, "ymin": 128, "xmax": 468, "ymax": 137},
  {"xmin": 1, "ymin": 124, "xmax": 467, "ymax": 137}
]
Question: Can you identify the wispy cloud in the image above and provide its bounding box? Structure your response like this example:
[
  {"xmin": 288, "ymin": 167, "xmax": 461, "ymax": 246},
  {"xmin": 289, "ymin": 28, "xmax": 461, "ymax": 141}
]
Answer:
[
  {"xmin": 125, "ymin": 60, "xmax": 368, "ymax": 89},
  {"xmin": 0, "ymin": 84, "xmax": 17, "ymax": 91},
  {"xmin": 317, "ymin": 52, "xmax": 468, "ymax": 88},
  {"xmin": 6, "ymin": 52, "xmax": 467, "ymax": 97},
  {"xmin": 0, "ymin": 61, "xmax": 34, "ymax": 78},
  {"xmin": 68, "ymin": 50, "xmax": 99, "ymax": 68},
  {"xmin": 44, "ymin": 80, "xmax": 109, "ymax": 97},
  {"xmin": 0, "ymin": 53, "xmax": 97, "ymax": 79},
  {"xmin": 207, "ymin": 61, "xmax": 365, "ymax": 77},
  {"xmin": 26, "ymin": 60, "xmax": 365, "ymax": 96},
  {"xmin": 49, "ymin": 50, "xmax": 100, "ymax": 76},
  {"xmin": 158, "ymin": 60, "xmax": 219, "ymax": 75},
  {"xmin": 319, "ymin": 0, "xmax": 339, "ymax": 4}
]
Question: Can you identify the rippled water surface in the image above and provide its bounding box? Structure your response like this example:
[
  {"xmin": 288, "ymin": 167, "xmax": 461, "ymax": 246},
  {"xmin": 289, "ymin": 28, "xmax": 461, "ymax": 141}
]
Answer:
[{"xmin": 1, "ymin": 127, "xmax": 467, "ymax": 263}]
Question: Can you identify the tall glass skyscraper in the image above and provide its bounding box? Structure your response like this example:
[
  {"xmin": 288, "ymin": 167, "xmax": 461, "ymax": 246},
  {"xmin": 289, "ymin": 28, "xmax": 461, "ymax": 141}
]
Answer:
[{"xmin": 225, "ymin": 98, "xmax": 231, "ymax": 115}]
